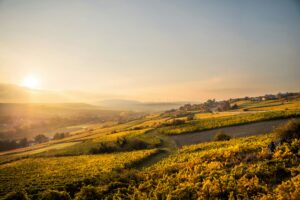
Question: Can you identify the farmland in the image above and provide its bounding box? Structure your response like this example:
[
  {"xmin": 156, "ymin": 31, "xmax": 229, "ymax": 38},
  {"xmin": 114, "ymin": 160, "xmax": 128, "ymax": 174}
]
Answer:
[
  {"xmin": 0, "ymin": 149, "xmax": 159, "ymax": 197},
  {"xmin": 158, "ymin": 110, "xmax": 300, "ymax": 135},
  {"xmin": 0, "ymin": 94, "xmax": 299, "ymax": 199},
  {"xmin": 1, "ymin": 1, "xmax": 299, "ymax": 199}
]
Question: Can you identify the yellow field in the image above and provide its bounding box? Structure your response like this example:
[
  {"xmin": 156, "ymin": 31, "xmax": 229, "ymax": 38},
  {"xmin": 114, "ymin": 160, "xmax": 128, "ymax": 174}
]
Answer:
[
  {"xmin": 194, "ymin": 111, "xmax": 244, "ymax": 119},
  {"xmin": 0, "ymin": 149, "xmax": 158, "ymax": 196}
]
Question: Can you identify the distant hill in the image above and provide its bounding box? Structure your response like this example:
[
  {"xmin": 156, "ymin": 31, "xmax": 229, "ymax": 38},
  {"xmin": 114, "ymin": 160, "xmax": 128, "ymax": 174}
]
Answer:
[
  {"xmin": 97, "ymin": 99, "xmax": 187, "ymax": 111},
  {"xmin": 0, "ymin": 83, "xmax": 82, "ymax": 103},
  {"xmin": 0, "ymin": 102, "xmax": 144, "ymax": 140},
  {"xmin": 0, "ymin": 84, "xmax": 187, "ymax": 112}
]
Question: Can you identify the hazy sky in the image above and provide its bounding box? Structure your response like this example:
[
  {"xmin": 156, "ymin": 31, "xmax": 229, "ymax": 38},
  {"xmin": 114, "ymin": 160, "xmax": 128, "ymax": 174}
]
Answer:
[{"xmin": 0, "ymin": 0, "xmax": 299, "ymax": 101}]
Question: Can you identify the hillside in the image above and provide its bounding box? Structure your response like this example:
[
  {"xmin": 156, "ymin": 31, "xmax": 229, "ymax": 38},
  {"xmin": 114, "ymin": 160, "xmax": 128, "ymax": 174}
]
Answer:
[
  {"xmin": 97, "ymin": 99, "xmax": 186, "ymax": 111},
  {"xmin": 1, "ymin": 130, "xmax": 299, "ymax": 199},
  {"xmin": 0, "ymin": 93, "xmax": 299, "ymax": 199},
  {"xmin": 0, "ymin": 103, "xmax": 142, "ymax": 140}
]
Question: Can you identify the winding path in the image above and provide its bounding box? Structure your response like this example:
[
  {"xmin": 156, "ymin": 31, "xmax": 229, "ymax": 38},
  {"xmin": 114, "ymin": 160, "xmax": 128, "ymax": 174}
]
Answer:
[
  {"xmin": 132, "ymin": 118, "xmax": 299, "ymax": 169},
  {"xmin": 170, "ymin": 118, "xmax": 298, "ymax": 147}
]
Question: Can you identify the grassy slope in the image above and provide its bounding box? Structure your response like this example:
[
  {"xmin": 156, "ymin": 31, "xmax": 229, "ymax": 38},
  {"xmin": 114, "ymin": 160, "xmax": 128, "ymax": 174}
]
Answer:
[
  {"xmin": 103, "ymin": 134, "xmax": 299, "ymax": 199},
  {"xmin": 0, "ymin": 149, "xmax": 159, "ymax": 197},
  {"xmin": 158, "ymin": 110, "xmax": 300, "ymax": 135},
  {"xmin": 0, "ymin": 96, "xmax": 300, "ymax": 198}
]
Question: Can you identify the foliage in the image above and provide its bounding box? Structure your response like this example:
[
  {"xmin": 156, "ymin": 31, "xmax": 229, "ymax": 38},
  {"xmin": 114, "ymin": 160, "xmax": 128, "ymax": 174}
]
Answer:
[
  {"xmin": 38, "ymin": 190, "xmax": 71, "ymax": 200},
  {"xmin": 274, "ymin": 119, "xmax": 300, "ymax": 142},
  {"xmin": 89, "ymin": 137, "xmax": 158, "ymax": 154},
  {"xmin": 53, "ymin": 133, "xmax": 70, "ymax": 140},
  {"xmin": 213, "ymin": 131, "xmax": 231, "ymax": 141},
  {"xmin": 158, "ymin": 110, "xmax": 300, "ymax": 135},
  {"xmin": 74, "ymin": 186, "xmax": 104, "ymax": 200},
  {"xmin": 2, "ymin": 191, "xmax": 30, "ymax": 200},
  {"xmin": 0, "ymin": 138, "xmax": 29, "ymax": 152},
  {"xmin": 34, "ymin": 134, "xmax": 49, "ymax": 144},
  {"xmin": 114, "ymin": 135, "xmax": 299, "ymax": 199},
  {"xmin": 1, "ymin": 97, "xmax": 300, "ymax": 199},
  {"xmin": 0, "ymin": 149, "xmax": 158, "ymax": 197}
]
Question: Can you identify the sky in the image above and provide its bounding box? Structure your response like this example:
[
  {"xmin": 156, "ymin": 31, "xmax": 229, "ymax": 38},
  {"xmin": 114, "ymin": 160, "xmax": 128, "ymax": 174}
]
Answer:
[{"xmin": 0, "ymin": 0, "xmax": 299, "ymax": 102}]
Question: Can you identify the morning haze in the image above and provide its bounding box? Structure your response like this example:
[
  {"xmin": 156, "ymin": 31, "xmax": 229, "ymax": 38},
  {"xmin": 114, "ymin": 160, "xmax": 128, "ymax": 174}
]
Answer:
[
  {"xmin": 0, "ymin": 0, "xmax": 299, "ymax": 102},
  {"xmin": 1, "ymin": 1, "xmax": 300, "ymax": 199}
]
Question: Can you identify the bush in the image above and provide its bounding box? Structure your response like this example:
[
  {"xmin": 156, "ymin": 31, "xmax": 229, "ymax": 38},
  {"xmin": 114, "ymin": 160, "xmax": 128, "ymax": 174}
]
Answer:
[
  {"xmin": 38, "ymin": 190, "xmax": 71, "ymax": 200},
  {"xmin": 3, "ymin": 191, "xmax": 30, "ymax": 200},
  {"xmin": 213, "ymin": 131, "xmax": 231, "ymax": 141},
  {"xmin": 74, "ymin": 186, "xmax": 103, "ymax": 200},
  {"xmin": 231, "ymin": 104, "xmax": 239, "ymax": 110},
  {"xmin": 126, "ymin": 139, "xmax": 148, "ymax": 150},
  {"xmin": 89, "ymin": 142, "xmax": 116, "ymax": 154},
  {"xmin": 89, "ymin": 137, "xmax": 151, "ymax": 154},
  {"xmin": 275, "ymin": 120, "xmax": 300, "ymax": 142}
]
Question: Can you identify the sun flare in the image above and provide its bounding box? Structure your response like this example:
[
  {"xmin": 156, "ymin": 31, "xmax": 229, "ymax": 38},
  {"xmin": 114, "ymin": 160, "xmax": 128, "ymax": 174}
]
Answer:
[{"xmin": 21, "ymin": 75, "xmax": 40, "ymax": 89}]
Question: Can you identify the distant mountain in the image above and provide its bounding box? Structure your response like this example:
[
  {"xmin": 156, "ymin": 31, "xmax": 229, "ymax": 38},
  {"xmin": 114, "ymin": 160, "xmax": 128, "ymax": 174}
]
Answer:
[
  {"xmin": 0, "ymin": 83, "xmax": 108, "ymax": 104},
  {"xmin": 0, "ymin": 83, "xmax": 187, "ymax": 111},
  {"xmin": 97, "ymin": 99, "xmax": 187, "ymax": 111},
  {"xmin": 0, "ymin": 83, "xmax": 77, "ymax": 103}
]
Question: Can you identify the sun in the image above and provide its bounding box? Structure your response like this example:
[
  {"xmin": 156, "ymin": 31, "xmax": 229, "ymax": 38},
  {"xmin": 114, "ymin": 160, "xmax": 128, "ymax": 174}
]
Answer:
[{"xmin": 21, "ymin": 75, "xmax": 40, "ymax": 89}]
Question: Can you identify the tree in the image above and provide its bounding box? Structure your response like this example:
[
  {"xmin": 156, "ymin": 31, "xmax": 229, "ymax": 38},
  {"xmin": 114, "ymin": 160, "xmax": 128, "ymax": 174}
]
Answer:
[
  {"xmin": 231, "ymin": 104, "xmax": 238, "ymax": 110},
  {"xmin": 0, "ymin": 140, "xmax": 18, "ymax": 152},
  {"xmin": 217, "ymin": 101, "xmax": 231, "ymax": 112},
  {"xmin": 19, "ymin": 138, "xmax": 29, "ymax": 147},
  {"xmin": 34, "ymin": 134, "xmax": 49, "ymax": 144},
  {"xmin": 53, "ymin": 132, "xmax": 69, "ymax": 140}
]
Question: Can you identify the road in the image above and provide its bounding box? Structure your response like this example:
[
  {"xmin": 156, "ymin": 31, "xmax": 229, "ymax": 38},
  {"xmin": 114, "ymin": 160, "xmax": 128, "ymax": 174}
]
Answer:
[{"xmin": 170, "ymin": 118, "xmax": 298, "ymax": 147}]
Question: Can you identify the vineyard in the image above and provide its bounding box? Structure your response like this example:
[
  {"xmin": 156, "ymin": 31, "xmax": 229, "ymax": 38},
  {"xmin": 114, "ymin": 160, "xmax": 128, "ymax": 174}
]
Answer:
[
  {"xmin": 158, "ymin": 110, "xmax": 300, "ymax": 135},
  {"xmin": 0, "ymin": 149, "xmax": 159, "ymax": 198},
  {"xmin": 131, "ymin": 134, "xmax": 300, "ymax": 199},
  {"xmin": 0, "ymin": 98, "xmax": 299, "ymax": 199}
]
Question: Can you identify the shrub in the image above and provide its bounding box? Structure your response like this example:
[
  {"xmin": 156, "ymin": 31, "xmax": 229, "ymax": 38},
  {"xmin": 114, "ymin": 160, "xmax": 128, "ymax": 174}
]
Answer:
[
  {"xmin": 89, "ymin": 138, "xmax": 151, "ymax": 154},
  {"xmin": 89, "ymin": 142, "xmax": 116, "ymax": 154},
  {"xmin": 38, "ymin": 190, "xmax": 71, "ymax": 200},
  {"xmin": 3, "ymin": 191, "xmax": 30, "ymax": 200},
  {"xmin": 65, "ymin": 183, "xmax": 82, "ymax": 198},
  {"xmin": 273, "ymin": 174, "xmax": 300, "ymax": 200},
  {"xmin": 213, "ymin": 131, "xmax": 231, "ymax": 141},
  {"xmin": 34, "ymin": 134, "xmax": 49, "ymax": 144},
  {"xmin": 187, "ymin": 115, "xmax": 194, "ymax": 121},
  {"xmin": 126, "ymin": 139, "xmax": 148, "ymax": 150},
  {"xmin": 231, "ymin": 104, "xmax": 239, "ymax": 110},
  {"xmin": 74, "ymin": 186, "xmax": 103, "ymax": 200},
  {"xmin": 116, "ymin": 137, "xmax": 127, "ymax": 148},
  {"xmin": 274, "ymin": 120, "xmax": 300, "ymax": 142}
]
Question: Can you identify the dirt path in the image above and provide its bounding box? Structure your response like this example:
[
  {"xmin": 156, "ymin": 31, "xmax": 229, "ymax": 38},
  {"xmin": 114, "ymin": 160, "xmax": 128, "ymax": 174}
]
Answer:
[
  {"xmin": 170, "ymin": 118, "xmax": 299, "ymax": 147},
  {"xmin": 135, "ymin": 130, "xmax": 178, "ymax": 169}
]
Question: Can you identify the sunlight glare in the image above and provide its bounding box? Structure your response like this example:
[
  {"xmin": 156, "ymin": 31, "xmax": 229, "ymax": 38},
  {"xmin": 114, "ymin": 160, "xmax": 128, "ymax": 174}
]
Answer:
[{"xmin": 21, "ymin": 75, "xmax": 40, "ymax": 89}]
